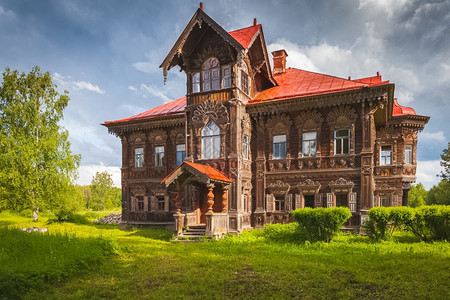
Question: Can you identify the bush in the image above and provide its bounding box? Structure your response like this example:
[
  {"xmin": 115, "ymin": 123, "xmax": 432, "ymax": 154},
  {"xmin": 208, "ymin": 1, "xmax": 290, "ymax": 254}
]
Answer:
[
  {"xmin": 292, "ymin": 207, "xmax": 352, "ymax": 242},
  {"xmin": 19, "ymin": 209, "xmax": 33, "ymax": 218},
  {"xmin": 260, "ymin": 223, "xmax": 306, "ymax": 243},
  {"xmin": 47, "ymin": 209, "xmax": 90, "ymax": 225},
  {"xmin": 365, "ymin": 206, "xmax": 450, "ymax": 242}
]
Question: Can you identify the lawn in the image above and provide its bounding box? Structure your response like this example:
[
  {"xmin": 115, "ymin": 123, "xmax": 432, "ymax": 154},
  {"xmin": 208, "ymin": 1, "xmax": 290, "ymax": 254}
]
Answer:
[{"xmin": 1, "ymin": 211, "xmax": 449, "ymax": 299}]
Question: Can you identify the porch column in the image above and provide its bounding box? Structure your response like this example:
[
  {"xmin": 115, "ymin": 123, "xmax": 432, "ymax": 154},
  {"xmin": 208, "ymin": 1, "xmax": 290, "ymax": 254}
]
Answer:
[
  {"xmin": 173, "ymin": 190, "xmax": 184, "ymax": 236},
  {"xmin": 222, "ymin": 185, "xmax": 229, "ymax": 213},
  {"xmin": 207, "ymin": 183, "xmax": 215, "ymax": 213},
  {"xmin": 176, "ymin": 191, "xmax": 182, "ymax": 213}
]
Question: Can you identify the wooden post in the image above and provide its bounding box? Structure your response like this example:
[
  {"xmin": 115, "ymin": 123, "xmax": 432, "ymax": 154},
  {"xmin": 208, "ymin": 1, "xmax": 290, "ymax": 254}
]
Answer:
[
  {"xmin": 222, "ymin": 185, "xmax": 228, "ymax": 213},
  {"xmin": 176, "ymin": 192, "xmax": 182, "ymax": 213},
  {"xmin": 207, "ymin": 183, "xmax": 215, "ymax": 213}
]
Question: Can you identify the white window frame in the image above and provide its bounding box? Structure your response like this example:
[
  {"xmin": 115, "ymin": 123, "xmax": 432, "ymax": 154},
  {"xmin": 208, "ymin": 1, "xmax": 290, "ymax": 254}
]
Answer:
[
  {"xmin": 192, "ymin": 72, "xmax": 200, "ymax": 93},
  {"xmin": 201, "ymin": 120, "xmax": 221, "ymax": 159},
  {"xmin": 134, "ymin": 147, "xmax": 144, "ymax": 168},
  {"xmin": 273, "ymin": 134, "xmax": 287, "ymax": 159},
  {"xmin": 405, "ymin": 145, "xmax": 412, "ymax": 164},
  {"xmin": 222, "ymin": 66, "xmax": 231, "ymax": 88},
  {"xmin": 243, "ymin": 135, "xmax": 249, "ymax": 160},
  {"xmin": 334, "ymin": 129, "xmax": 350, "ymax": 155},
  {"xmin": 154, "ymin": 146, "xmax": 164, "ymax": 167},
  {"xmin": 302, "ymin": 131, "xmax": 317, "ymax": 157},
  {"xmin": 380, "ymin": 145, "xmax": 392, "ymax": 165}
]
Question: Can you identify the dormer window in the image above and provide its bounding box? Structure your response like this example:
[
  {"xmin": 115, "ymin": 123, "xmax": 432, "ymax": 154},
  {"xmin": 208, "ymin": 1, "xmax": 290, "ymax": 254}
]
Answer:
[{"xmin": 202, "ymin": 57, "xmax": 220, "ymax": 91}]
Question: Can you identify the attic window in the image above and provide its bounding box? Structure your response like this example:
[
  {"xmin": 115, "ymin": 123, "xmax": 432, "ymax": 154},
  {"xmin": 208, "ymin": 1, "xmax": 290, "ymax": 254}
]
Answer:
[{"xmin": 202, "ymin": 57, "xmax": 220, "ymax": 91}]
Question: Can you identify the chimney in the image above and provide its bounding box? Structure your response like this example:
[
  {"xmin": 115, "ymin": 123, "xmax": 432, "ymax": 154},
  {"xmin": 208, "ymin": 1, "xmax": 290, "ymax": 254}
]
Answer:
[
  {"xmin": 253, "ymin": 18, "xmax": 257, "ymax": 26},
  {"xmin": 272, "ymin": 49, "xmax": 288, "ymax": 75}
]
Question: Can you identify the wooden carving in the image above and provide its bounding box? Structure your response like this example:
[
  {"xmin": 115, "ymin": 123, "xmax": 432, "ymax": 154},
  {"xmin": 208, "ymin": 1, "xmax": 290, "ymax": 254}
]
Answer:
[{"xmin": 192, "ymin": 100, "xmax": 229, "ymax": 128}]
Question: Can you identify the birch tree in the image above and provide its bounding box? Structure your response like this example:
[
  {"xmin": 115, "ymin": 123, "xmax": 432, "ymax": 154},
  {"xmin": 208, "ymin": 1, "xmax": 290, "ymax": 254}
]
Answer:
[{"xmin": 0, "ymin": 67, "xmax": 80, "ymax": 221}]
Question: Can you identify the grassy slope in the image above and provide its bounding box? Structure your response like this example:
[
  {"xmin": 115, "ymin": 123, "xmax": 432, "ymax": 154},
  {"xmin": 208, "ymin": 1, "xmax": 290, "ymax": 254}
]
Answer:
[{"xmin": 1, "ymin": 212, "xmax": 449, "ymax": 300}]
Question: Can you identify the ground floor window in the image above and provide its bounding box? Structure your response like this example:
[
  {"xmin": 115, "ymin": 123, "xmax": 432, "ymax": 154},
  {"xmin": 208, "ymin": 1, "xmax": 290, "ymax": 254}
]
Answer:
[
  {"xmin": 137, "ymin": 196, "xmax": 144, "ymax": 211},
  {"xmin": 157, "ymin": 196, "xmax": 165, "ymax": 211},
  {"xmin": 304, "ymin": 194, "xmax": 315, "ymax": 208},
  {"xmin": 274, "ymin": 195, "xmax": 285, "ymax": 211},
  {"xmin": 380, "ymin": 195, "xmax": 390, "ymax": 207},
  {"xmin": 335, "ymin": 193, "xmax": 348, "ymax": 207}
]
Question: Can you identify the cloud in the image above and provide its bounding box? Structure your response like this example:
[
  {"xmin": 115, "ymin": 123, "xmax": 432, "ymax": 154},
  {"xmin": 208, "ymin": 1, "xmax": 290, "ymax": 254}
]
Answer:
[
  {"xmin": 53, "ymin": 73, "xmax": 105, "ymax": 94},
  {"xmin": 0, "ymin": 6, "xmax": 15, "ymax": 19},
  {"xmin": 140, "ymin": 83, "xmax": 172, "ymax": 103},
  {"xmin": 128, "ymin": 85, "xmax": 137, "ymax": 91},
  {"xmin": 358, "ymin": 0, "xmax": 411, "ymax": 19},
  {"xmin": 416, "ymin": 160, "xmax": 443, "ymax": 190},
  {"xmin": 267, "ymin": 40, "xmax": 320, "ymax": 72},
  {"xmin": 419, "ymin": 131, "xmax": 446, "ymax": 143},
  {"xmin": 132, "ymin": 51, "xmax": 163, "ymax": 74},
  {"xmin": 76, "ymin": 164, "xmax": 121, "ymax": 187}
]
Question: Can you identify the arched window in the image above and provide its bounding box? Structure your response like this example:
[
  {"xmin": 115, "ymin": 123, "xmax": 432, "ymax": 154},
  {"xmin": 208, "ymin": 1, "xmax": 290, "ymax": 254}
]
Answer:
[
  {"xmin": 201, "ymin": 120, "xmax": 220, "ymax": 159},
  {"xmin": 202, "ymin": 57, "xmax": 220, "ymax": 91}
]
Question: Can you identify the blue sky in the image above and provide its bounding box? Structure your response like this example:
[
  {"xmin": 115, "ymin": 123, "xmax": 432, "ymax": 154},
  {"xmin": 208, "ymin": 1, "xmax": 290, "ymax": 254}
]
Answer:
[{"xmin": 0, "ymin": 0, "xmax": 448, "ymax": 189}]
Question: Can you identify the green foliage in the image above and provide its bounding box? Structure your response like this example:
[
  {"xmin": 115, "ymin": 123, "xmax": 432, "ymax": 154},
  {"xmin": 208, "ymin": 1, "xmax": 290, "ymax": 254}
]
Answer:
[
  {"xmin": 408, "ymin": 183, "xmax": 427, "ymax": 207},
  {"xmin": 427, "ymin": 180, "xmax": 450, "ymax": 205},
  {"xmin": 292, "ymin": 207, "xmax": 352, "ymax": 242},
  {"xmin": 439, "ymin": 142, "xmax": 450, "ymax": 180},
  {"xmin": 0, "ymin": 67, "xmax": 80, "ymax": 220},
  {"xmin": 19, "ymin": 209, "xmax": 33, "ymax": 218},
  {"xmin": 89, "ymin": 171, "xmax": 120, "ymax": 211},
  {"xmin": 365, "ymin": 206, "xmax": 450, "ymax": 242},
  {"xmin": 259, "ymin": 222, "xmax": 306, "ymax": 243},
  {"xmin": 47, "ymin": 209, "xmax": 90, "ymax": 225},
  {"xmin": 0, "ymin": 227, "xmax": 117, "ymax": 299}
]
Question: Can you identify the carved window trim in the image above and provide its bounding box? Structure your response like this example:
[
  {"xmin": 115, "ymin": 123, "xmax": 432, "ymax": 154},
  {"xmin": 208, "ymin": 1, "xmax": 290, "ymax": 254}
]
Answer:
[
  {"xmin": 374, "ymin": 183, "xmax": 397, "ymax": 207},
  {"xmin": 376, "ymin": 127, "xmax": 398, "ymax": 165},
  {"xmin": 296, "ymin": 110, "xmax": 322, "ymax": 157},
  {"xmin": 327, "ymin": 106, "xmax": 356, "ymax": 156},
  {"xmin": 266, "ymin": 113, "xmax": 292, "ymax": 160},
  {"xmin": 149, "ymin": 129, "xmax": 168, "ymax": 168},
  {"xmin": 190, "ymin": 55, "xmax": 233, "ymax": 94},
  {"xmin": 380, "ymin": 144, "xmax": 392, "ymax": 165},
  {"xmin": 201, "ymin": 120, "xmax": 221, "ymax": 159}
]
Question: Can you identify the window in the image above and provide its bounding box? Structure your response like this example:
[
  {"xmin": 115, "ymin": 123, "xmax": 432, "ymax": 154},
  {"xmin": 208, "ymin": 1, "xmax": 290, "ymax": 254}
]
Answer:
[
  {"xmin": 137, "ymin": 196, "xmax": 144, "ymax": 211},
  {"xmin": 192, "ymin": 72, "xmax": 200, "ymax": 93},
  {"xmin": 157, "ymin": 196, "xmax": 165, "ymax": 211},
  {"xmin": 201, "ymin": 120, "xmax": 221, "ymax": 159},
  {"xmin": 176, "ymin": 144, "xmax": 186, "ymax": 165},
  {"xmin": 380, "ymin": 145, "xmax": 392, "ymax": 165},
  {"xmin": 334, "ymin": 129, "xmax": 350, "ymax": 155},
  {"xmin": 202, "ymin": 57, "xmax": 220, "ymax": 92},
  {"xmin": 380, "ymin": 195, "xmax": 390, "ymax": 207},
  {"xmin": 304, "ymin": 195, "xmax": 315, "ymax": 208},
  {"xmin": 275, "ymin": 195, "xmax": 285, "ymax": 211},
  {"xmin": 222, "ymin": 66, "xmax": 231, "ymax": 88},
  {"xmin": 155, "ymin": 146, "xmax": 164, "ymax": 166},
  {"xmin": 243, "ymin": 135, "xmax": 249, "ymax": 160},
  {"xmin": 405, "ymin": 145, "xmax": 412, "ymax": 164},
  {"xmin": 241, "ymin": 70, "xmax": 249, "ymax": 94},
  {"xmin": 335, "ymin": 193, "xmax": 347, "ymax": 207},
  {"xmin": 134, "ymin": 148, "xmax": 144, "ymax": 168},
  {"xmin": 302, "ymin": 132, "xmax": 317, "ymax": 156},
  {"xmin": 273, "ymin": 134, "xmax": 287, "ymax": 159}
]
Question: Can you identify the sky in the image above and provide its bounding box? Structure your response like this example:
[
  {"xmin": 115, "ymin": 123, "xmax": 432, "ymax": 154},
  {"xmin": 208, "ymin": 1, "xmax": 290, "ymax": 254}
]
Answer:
[{"xmin": 0, "ymin": 0, "xmax": 448, "ymax": 189}]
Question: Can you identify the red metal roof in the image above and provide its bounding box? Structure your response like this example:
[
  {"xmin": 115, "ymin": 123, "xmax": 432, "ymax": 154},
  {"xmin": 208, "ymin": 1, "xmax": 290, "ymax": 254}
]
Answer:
[
  {"xmin": 161, "ymin": 161, "xmax": 232, "ymax": 185},
  {"xmin": 104, "ymin": 96, "xmax": 186, "ymax": 124},
  {"xmin": 250, "ymin": 68, "xmax": 389, "ymax": 104},
  {"xmin": 228, "ymin": 24, "xmax": 261, "ymax": 49},
  {"xmin": 393, "ymin": 98, "xmax": 416, "ymax": 116}
]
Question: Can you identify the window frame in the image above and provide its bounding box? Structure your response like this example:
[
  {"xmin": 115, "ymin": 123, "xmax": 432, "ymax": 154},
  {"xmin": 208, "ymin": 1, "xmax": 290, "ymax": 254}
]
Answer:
[
  {"xmin": 134, "ymin": 147, "xmax": 144, "ymax": 168},
  {"xmin": 273, "ymin": 134, "xmax": 287, "ymax": 159},
  {"xmin": 154, "ymin": 145, "xmax": 164, "ymax": 167},
  {"xmin": 157, "ymin": 195, "xmax": 165, "ymax": 211},
  {"xmin": 137, "ymin": 196, "xmax": 145, "ymax": 211},
  {"xmin": 201, "ymin": 120, "xmax": 221, "ymax": 159},
  {"xmin": 380, "ymin": 195, "xmax": 390, "ymax": 207},
  {"xmin": 192, "ymin": 58, "xmax": 235, "ymax": 94},
  {"xmin": 243, "ymin": 134, "xmax": 249, "ymax": 160},
  {"xmin": 335, "ymin": 193, "xmax": 348, "ymax": 208},
  {"xmin": 405, "ymin": 145, "xmax": 412, "ymax": 164},
  {"xmin": 380, "ymin": 145, "xmax": 392, "ymax": 165},
  {"xmin": 302, "ymin": 131, "xmax": 317, "ymax": 157},
  {"xmin": 176, "ymin": 144, "xmax": 186, "ymax": 165},
  {"xmin": 334, "ymin": 129, "xmax": 350, "ymax": 155},
  {"xmin": 274, "ymin": 195, "xmax": 285, "ymax": 211}
]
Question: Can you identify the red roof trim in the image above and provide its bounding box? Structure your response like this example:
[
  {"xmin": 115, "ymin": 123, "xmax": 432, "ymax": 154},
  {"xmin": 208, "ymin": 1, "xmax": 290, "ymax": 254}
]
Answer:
[
  {"xmin": 161, "ymin": 161, "xmax": 232, "ymax": 185},
  {"xmin": 228, "ymin": 24, "xmax": 261, "ymax": 49},
  {"xmin": 393, "ymin": 98, "xmax": 416, "ymax": 116}
]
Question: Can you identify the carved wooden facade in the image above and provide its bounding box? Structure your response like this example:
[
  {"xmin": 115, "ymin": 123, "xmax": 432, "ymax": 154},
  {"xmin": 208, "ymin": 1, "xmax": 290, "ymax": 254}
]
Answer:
[{"xmin": 104, "ymin": 7, "xmax": 429, "ymax": 233}]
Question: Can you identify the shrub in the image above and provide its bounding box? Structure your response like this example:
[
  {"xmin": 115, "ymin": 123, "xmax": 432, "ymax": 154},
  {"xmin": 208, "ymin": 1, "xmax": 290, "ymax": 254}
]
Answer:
[
  {"xmin": 47, "ymin": 209, "xmax": 90, "ymax": 225},
  {"xmin": 261, "ymin": 223, "xmax": 306, "ymax": 243},
  {"xmin": 292, "ymin": 207, "xmax": 352, "ymax": 242},
  {"xmin": 19, "ymin": 209, "xmax": 33, "ymax": 218},
  {"xmin": 409, "ymin": 206, "xmax": 450, "ymax": 241}
]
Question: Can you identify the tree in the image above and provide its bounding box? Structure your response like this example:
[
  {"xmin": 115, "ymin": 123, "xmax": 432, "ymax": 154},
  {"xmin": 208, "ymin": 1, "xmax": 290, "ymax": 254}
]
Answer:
[
  {"xmin": 90, "ymin": 171, "xmax": 115, "ymax": 211},
  {"xmin": 407, "ymin": 183, "xmax": 427, "ymax": 207},
  {"xmin": 427, "ymin": 180, "xmax": 450, "ymax": 205},
  {"xmin": 439, "ymin": 142, "xmax": 450, "ymax": 180},
  {"xmin": 0, "ymin": 67, "xmax": 80, "ymax": 220}
]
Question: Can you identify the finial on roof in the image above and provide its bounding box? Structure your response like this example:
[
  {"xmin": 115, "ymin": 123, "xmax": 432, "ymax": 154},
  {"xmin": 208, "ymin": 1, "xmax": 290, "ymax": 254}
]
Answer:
[
  {"xmin": 377, "ymin": 71, "xmax": 380, "ymax": 76},
  {"xmin": 348, "ymin": 76, "xmax": 351, "ymax": 80},
  {"xmin": 200, "ymin": 2, "xmax": 204, "ymax": 10},
  {"xmin": 253, "ymin": 18, "xmax": 257, "ymax": 26}
]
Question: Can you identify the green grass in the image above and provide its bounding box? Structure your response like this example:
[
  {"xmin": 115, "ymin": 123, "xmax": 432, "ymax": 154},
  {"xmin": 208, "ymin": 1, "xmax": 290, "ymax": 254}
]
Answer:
[{"xmin": 0, "ymin": 211, "xmax": 449, "ymax": 299}]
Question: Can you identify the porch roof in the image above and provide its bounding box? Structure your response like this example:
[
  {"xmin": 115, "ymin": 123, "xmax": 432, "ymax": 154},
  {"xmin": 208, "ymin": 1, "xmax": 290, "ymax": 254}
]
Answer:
[{"xmin": 161, "ymin": 161, "xmax": 232, "ymax": 186}]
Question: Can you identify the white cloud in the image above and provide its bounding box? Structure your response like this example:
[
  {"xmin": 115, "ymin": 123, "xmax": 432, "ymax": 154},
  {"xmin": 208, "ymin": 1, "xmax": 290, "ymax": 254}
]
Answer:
[
  {"xmin": 132, "ymin": 51, "xmax": 162, "ymax": 74},
  {"xmin": 359, "ymin": 0, "xmax": 411, "ymax": 19},
  {"xmin": 267, "ymin": 40, "xmax": 320, "ymax": 72},
  {"xmin": 0, "ymin": 6, "xmax": 15, "ymax": 19},
  {"xmin": 140, "ymin": 83, "xmax": 171, "ymax": 103},
  {"xmin": 416, "ymin": 160, "xmax": 443, "ymax": 190},
  {"xmin": 76, "ymin": 164, "xmax": 121, "ymax": 187},
  {"xmin": 128, "ymin": 85, "xmax": 137, "ymax": 91},
  {"xmin": 419, "ymin": 131, "xmax": 446, "ymax": 143},
  {"xmin": 53, "ymin": 72, "xmax": 105, "ymax": 94}
]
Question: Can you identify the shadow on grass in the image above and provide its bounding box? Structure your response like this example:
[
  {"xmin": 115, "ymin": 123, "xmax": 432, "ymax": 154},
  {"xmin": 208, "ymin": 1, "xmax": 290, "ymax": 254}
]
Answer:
[
  {"xmin": 0, "ymin": 220, "xmax": 13, "ymax": 227},
  {"xmin": 127, "ymin": 228, "xmax": 174, "ymax": 241}
]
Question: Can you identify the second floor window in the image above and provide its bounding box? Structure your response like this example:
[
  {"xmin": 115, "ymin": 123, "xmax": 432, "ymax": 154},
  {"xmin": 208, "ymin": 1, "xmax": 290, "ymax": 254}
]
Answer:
[
  {"xmin": 302, "ymin": 132, "xmax": 317, "ymax": 156},
  {"xmin": 273, "ymin": 134, "xmax": 287, "ymax": 159},
  {"xmin": 243, "ymin": 135, "xmax": 249, "ymax": 160},
  {"xmin": 134, "ymin": 148, "xmax": 144, "ymax": 168},
  {"xmin": 155, "ymin": 146, "xmax": 164, "ymax": 166},
  {"xmin": 405, "ymin": 145, "xmax": 412, "ymax": 164},
  {"xmin": 380, "ymin": 145, "xmax": 392, "ymax": 165},
  {"xmin": 176, "ymin": 144, "xmax": 186, "ymax": 165},
  {"xmin": 202, "ymin": 57, "xmax": 220, "ymax": 92},
  {"xmin": 202, "ymin": 120, "xmax": 220, "ymax": 159},
  {"xmin": 192, "ymin": 72, "xmax": 200, "ymax": 93},
  {"xmin": 334, "ymin": 129, "xmax": 350, "ymax": 155}
]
